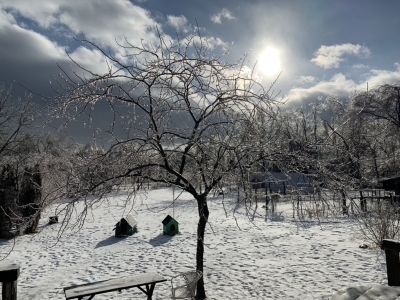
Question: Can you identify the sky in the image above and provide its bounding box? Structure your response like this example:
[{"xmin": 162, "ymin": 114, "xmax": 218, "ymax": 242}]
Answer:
[{"xmin": 1, "ymin": 0, "xmax": 400, "ymax": 137}]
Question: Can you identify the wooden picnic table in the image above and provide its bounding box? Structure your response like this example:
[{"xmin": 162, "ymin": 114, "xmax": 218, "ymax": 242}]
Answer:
[{"xmin": 63, "ymin": 272, "xmax": 167, "ymax": 300}]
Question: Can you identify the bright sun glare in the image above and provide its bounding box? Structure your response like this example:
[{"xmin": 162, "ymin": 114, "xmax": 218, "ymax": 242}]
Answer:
[{"xmin": 259, "ymin": 48, "xmax": 281, "ymax": 76}]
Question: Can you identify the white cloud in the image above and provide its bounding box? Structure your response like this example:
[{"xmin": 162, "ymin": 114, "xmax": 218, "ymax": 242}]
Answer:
[
  {"xmin": 0, "ymin": 12, "xmax": 66, "ymax": 62},
  {"xmin": 352, "ymin": 64, "xmax": 369, "ymax": 69},
  {"xmin": 1, "ymin": 0, "xmax": 63, "ymax": 28},
  {"xmin": 210, "ymin": 8, "xmax": 235, "ymax": 24},
  {"xmin": 167, "ymin": 15, "xmax": 190, "ymax": 33},
  {"xmin": 0, "ymin": 0, "xmax": 242, "ymax": 99},
  {"xmin": 1, "ymin": 1, "xmax": 228, "ymax": 63},
  {"xmin": 295, "ymin": 76, "xmax": 318, "ymax": 84},
  {"xmin": 360, "ymin": 68, "xmax": 400, "ymax": 89},
  {"xmin": 311, "ymin": 43, "xmax": 371, "ymax": 69},
  {"xmin": 191, "ymin": 36, "xmax": 229, "ymax": 51},
  {"xmin": 287, "ymin": 65, "xmax": 400, "ymax": 106},
  {"xmin": 1, "ymin": 0, "xmax": 161, "ymax": 52},
  {"xmin": 287, "ymin": 73, "xmax": 355, "ymax": 105},
  {"xmin": 68, "ymin": 47, "xmax": 112, "ymax": 76}
]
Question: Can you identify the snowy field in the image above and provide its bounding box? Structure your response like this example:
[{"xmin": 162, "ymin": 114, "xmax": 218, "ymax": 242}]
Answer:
[{"xmin": 0, "ymin": 188, "xmax": 390, "ymax": 299}]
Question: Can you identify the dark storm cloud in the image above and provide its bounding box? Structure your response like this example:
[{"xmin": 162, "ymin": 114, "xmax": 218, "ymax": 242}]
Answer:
[{"xmin": 2, "ymin": 0, "xmax": 400, "ymax": 143}]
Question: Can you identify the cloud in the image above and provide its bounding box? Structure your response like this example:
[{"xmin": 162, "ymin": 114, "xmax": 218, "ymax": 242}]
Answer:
[
  {"xmin": 1, "ymin": 0, "xmax": 64, "ymax": 28},
  {"xmin": 287, "ymin": 74, "xmax": 355, "ymax": 105},
  {"xmin": 0, "ymin": 10, "xmax": 65, "ymax": 64},
  {"xmin": 0, "ymin": 0, "xmax": 169, "ymax": 95},
  {"xmin": 166, "ymin": 15, "xmax": 191, "ymax": 33},
  {"xmin": 311, "ymin": 44, "xmax": 371, "ymax": 69},
  {"xmin": 191, "ymin": 36, "xmax": 229, "ymax": 51},
  {"xmin": 1, "ymin": 1, "xmax": 229, "ymax": 63},
  {"xmin": 295, "ymin": 76, "xmax": 318, "ymax": 84},
  {"xmin": 1, "ymin": 0, "xmax": 161, "ymax": 52},
  {"xmin": 0, "ymin": 1, "xmax": 233, "ymax": 99},
  {"xmin": 352, "ymin": 64, "xmax": 369, "ymax": 69},
  {"xmin": 68, "ymin": 47, "xmax": 112, "ymax": 76},
  {"xmin": 361, "ymin": 67, "xmax": 400, "ymax": 89},
  {"xmin": 287, "ymin": 64, "xmax": 400, "ymax": 107},
  {"xmin": 210, "ymin": 8, "xmax": 235, "ymax": 24}
]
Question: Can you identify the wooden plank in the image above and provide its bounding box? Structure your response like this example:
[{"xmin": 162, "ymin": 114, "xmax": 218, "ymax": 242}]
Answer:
[
  {"xmin": 0, "ymin": 262, "xmax": 20, "ymax": 282},
  {"xmin": 382, "ymin": 239, "xmax": 400, "ymax": 251},
  {"xmin": 385, "ymin": 248, "xmax": 400, "ymax": 286},
  {"xmin": 383, "ymin": 240, "xmax": 400, "ymax": 286},
  {"xmin": 64, "ymin": 273, "xmax": 166, "ymax": 299},
  {"xmin": 2, "ymin": 281, "xmax": 17, "ymax": 300}
]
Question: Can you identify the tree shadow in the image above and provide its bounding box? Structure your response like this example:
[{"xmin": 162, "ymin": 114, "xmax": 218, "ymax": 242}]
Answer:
[
  {"xmin": 265, "ymin": 211, "xmax": 285, "ymax": 222},
  {"xmin": 149, "ymin": 234, "xmax": 173, "ymax": 247},
  {"xmin": 95, "ymin": 236, "xmax": 128, "ymax": 249},
  {"xmin": 38, "ymin": 219, "xmax": 58, "ymax": 231},
  {"xmin": 0, "ymin": 238, "xmax": 11, "ymax": 245}
]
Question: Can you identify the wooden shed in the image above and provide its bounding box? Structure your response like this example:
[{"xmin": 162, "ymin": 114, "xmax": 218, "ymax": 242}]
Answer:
[
  {"xmin": 162, "ymin": 215, "xmax": 179, "ymax": 236},
  {"xmin": 379, "ymin": 176, "xmax": 400, "ymax": 195},
  {"xmin": 114, "ymin": 213, "xmax": 138, "ymax": 237}
]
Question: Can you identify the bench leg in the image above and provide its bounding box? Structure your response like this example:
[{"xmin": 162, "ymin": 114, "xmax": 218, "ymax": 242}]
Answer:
[
  {"xmin": 137, "ymin": 283, "xmax": 156, "ymax": 300},
  {"xmin": 2, "ymin": 281, "xmax": 17, "ymax": 300},
  {"xmin": 385, "ymin": 248, "xmax": 400, "ymax": 286}
]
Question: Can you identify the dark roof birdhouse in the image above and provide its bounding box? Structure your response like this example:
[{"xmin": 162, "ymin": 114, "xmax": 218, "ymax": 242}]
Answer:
[
  {"xmin": 162, "ymin": 214, "xmax": 179, "ymax": 236},
  {"xmin": 114, "ymin": 213, "xmax": 138, "ymax": 237}
]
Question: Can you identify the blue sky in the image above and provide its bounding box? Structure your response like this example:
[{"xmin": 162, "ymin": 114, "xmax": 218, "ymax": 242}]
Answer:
[{"xmin": 1, "ymin": 0, "xmax": 400, "ymax": 108}]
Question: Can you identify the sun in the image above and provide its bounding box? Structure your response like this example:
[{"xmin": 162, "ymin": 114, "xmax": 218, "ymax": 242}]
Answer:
[{"xmin": 258, "ymin": 48, "xmax": 281, "ymax": 76}]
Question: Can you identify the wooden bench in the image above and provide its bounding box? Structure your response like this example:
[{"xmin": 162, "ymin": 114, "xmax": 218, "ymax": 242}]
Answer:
[
  {"xmin": 63, "ymin": 272, "xmax": 167, "ymax": 300},
  {"xmin": 0, "ymin": 262, "xmax": 20, "ymax": 300}
]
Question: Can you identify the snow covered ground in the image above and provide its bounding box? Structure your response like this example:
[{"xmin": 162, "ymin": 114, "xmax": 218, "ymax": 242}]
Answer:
[{"xmin": 0, "ymin": 188, "xmax": 390, "ymax": 299}]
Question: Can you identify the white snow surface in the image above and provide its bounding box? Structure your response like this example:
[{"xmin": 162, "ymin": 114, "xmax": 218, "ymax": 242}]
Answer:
[{"xmin": 0, "ymin": 188, "xmax": 391, "ymax": 299}]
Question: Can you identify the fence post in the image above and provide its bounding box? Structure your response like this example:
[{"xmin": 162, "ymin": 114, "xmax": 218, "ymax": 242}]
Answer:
[
  {"xmin": 0, "ymin": 262, "xmax": 20, "ymax": 300},
  {"xmin": 382, "ymin": 239, "xmax": 400, "ymax": 286}
]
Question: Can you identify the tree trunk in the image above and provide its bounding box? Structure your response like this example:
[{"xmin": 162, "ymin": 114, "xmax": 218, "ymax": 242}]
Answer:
[{"xmin": 195, "ymin": 194, "xmax": 209, "ymax": 299}]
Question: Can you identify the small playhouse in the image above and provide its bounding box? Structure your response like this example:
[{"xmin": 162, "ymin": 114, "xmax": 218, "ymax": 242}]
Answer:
[
  {"xmin": 162, "ymin": 215, "xmax": 179, "ymax": 236},
  {"xmin": 114, "ymin": 213, "xmax": 138, "ymax": 237}
]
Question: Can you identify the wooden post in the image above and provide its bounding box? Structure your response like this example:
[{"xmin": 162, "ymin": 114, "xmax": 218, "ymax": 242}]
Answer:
[
  {"xmin": 382, "ymin": 239, "xmax": 400, "ymax": 286},
  {"xmin": 341, "ymin": 190, "xmax": 348, "ymax": 215},
  {"xmin": 2, "ymin": 282, "xmax": 17, "ymax": 300},
  {"xmin": 0, "ymin": 262, "xmax": 20, "ymax": 300},
  {"xmin": 360, "ymin": 191, "xmax": 367, "ymax": 212},
  {"xmin": 255, "ymin": 187, "xmax": 258, "ymax": 209}
]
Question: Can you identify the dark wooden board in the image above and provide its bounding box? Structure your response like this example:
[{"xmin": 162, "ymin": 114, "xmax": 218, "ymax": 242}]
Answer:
[{"xmin": 0, "ymin": 262, "xmax": 20, "ymax": 282}]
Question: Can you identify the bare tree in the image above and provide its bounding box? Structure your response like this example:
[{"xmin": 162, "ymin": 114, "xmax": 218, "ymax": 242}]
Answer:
[
  {"xmin": 353, "ymin": 84, "xmax": 400, "ymax": 130},
  {"xmin": 0, "ymin": 86, "xmax": 40, "ymax": 238},
  {"xmin": 352, "ymin": 84, "xmax": 400, "ymax": 177},
  {"xmin": 0, "ymin": 85, "xmax": 35, "ymax": 158},
  {"xmin": 45, "ymin": 33, "xmax": 277, "ymax": 298}
]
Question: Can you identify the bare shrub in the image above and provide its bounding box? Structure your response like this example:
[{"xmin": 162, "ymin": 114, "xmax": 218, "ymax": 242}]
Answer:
[{"xmin": 357, "ymin": 200, "xmax": 400, "ymax": 248}]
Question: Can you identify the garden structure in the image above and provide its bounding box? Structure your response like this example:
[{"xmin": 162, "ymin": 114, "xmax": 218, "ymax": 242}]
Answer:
[
  {"xmin": 162, "ymin": 215, "xmax": 179, "ymax": 236},
  {"xmin": 114, "ymin": 213, "xmax": 138, "ymax": 237}
]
